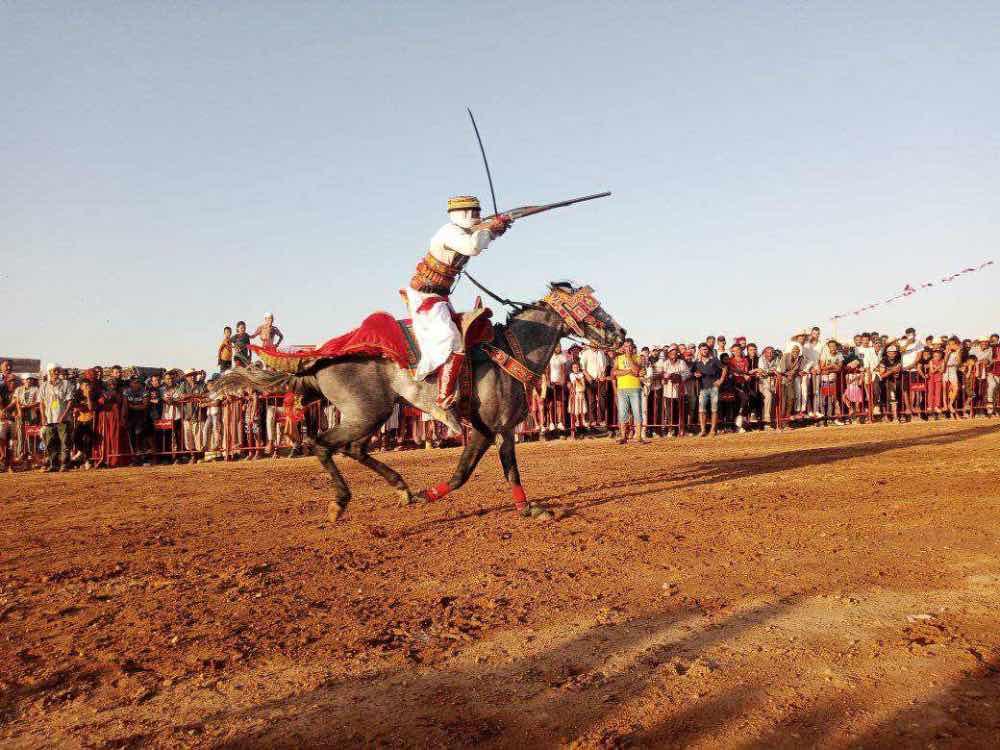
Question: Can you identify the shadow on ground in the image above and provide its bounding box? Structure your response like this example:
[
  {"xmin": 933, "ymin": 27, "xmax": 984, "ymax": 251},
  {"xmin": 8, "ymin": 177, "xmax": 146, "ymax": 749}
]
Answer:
[
  {"xmin": 408, "ymin": 423, "xmax": 999, "ymax": 530},
  {"xmin": 212, "ymin": 599, "xmax": 794, "ymax": 748}
]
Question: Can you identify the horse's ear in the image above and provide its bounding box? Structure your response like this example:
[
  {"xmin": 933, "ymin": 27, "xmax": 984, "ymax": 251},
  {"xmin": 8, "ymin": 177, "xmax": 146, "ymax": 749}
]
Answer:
[
  {"xmin": 474, "ymin": 296, "xmax": 483, "ymax": 309},
  {"xmin": 549, "ymin": 280, "xmax": 576, "ymax": 294}
]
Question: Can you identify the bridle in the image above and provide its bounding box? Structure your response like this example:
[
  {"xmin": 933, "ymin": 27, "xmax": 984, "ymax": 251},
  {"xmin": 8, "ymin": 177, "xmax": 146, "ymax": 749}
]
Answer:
[
  {"xmin": 462, "ymin": 271, "xmax": 614, "ymax": 351},
  {"xmin": 471, "ymin": 275, "xmax": 620, "ymax": 395}
]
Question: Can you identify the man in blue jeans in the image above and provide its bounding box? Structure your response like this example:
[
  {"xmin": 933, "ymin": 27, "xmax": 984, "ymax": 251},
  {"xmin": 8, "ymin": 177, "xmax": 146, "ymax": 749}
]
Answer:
[
  {"xmin": 691, "ymin": 343, "xmax": 727, "ymax": 437},
  {"xmin": 612, "ymin": 339, "xmax": 648, "ymax": 444}
]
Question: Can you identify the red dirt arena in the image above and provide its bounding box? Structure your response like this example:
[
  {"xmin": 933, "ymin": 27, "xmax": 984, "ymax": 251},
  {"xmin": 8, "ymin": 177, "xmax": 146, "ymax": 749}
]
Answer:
[{"xmin": 2, "ymin": 420, "xmax": 999, "ymax": 749}]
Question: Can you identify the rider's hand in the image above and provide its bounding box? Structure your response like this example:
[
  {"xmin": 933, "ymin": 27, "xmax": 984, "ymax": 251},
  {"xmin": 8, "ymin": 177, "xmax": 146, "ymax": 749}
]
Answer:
[{"xmin": 489, "ymin": 214, "xmax": 512, "ymax": 236}]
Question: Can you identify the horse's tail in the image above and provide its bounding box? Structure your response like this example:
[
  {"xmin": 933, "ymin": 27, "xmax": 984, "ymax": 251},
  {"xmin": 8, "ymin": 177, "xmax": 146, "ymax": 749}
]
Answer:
[{"xmin": 211, "ymin": 367, "xmax": 315, "ymax": 398}]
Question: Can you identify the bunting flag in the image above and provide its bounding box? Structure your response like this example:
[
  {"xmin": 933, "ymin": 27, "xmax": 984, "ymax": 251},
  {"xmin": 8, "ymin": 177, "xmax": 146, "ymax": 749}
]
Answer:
[{"xmin": 830, "ymin": 260, "xmax": 995, "ymax": 321}]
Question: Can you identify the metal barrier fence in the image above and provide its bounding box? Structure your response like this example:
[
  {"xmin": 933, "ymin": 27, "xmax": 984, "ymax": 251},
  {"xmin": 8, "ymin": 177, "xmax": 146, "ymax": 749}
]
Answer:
[
  {"xmin": 537, "ymin": 366, "xmax": 999, "ymax": 437},
  {"xmin": 4, "ymin": 367, "xmax": 998, "ymax": 469}
]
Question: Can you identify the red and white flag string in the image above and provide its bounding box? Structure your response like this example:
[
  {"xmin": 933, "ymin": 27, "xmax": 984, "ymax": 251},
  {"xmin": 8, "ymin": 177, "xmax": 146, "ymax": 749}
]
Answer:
[{"xmin": 830, "ymin": 260, "xmax": 995, "ymax": 321}]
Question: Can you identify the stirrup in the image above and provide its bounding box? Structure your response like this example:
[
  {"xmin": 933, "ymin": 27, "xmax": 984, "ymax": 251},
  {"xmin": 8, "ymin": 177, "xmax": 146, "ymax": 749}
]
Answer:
[{"xmin": 437, "ymin": 352, "xmax": 466, "ymax": 407}]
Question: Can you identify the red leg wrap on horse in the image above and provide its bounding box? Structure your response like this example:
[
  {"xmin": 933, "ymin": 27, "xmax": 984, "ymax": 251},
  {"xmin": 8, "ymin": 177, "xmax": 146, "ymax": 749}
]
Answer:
[
  {"xmin": 425, "ymin": 482, "xmax": 451, "ymax": 501},
  {"xmin": 511, "ymin": 484, "xmax": 527, "ymax": 510}
]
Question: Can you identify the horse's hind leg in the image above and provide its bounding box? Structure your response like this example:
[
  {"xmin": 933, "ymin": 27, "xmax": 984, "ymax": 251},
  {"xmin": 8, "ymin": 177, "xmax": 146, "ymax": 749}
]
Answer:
[
  {"xmin": 313, "ymin": 419, "xmax": 382, "ymax": 522},
  {"xmin": 343, "ymin": 440, "xmax": 413, "ymax": 506}
]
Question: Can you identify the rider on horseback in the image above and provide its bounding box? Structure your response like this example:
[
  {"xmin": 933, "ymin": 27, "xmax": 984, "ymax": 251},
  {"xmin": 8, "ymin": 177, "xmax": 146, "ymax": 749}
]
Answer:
[{"xmin": 405, "ymin": 196, "xmax": 511, "ymax": 424}]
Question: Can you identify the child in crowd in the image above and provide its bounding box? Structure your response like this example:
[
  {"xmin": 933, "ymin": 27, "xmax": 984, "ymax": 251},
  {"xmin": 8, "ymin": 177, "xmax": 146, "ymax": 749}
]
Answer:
[
  {"xmin": 961, "ymin": 354, "xmax": 979, "ymax": 418},
  {"xmin": 567, "ymin": 361, "xmax": 588, "ymax": 437},
  {"xmin": 908, "ymin": 349, "xmax": 932, "ymax": 417},
  {"xmin": 243, "ymin": 390, "xmax": 263, "ymax": 459},
  {"xmin": 944, "ymin": 339, "xmax": 962, "ymax": 417},
  {"xmin": 819, "ymin": 340, "xmax": 844, "ymax": 424},
  {"xmin": 927, "ymin": 349, "xmax": 945, "ymax": 416},
  {"xmin": 73, "ymin": 375, "xmax": 98, "ymax": 470},
  {"xmin": 843, "ymin": 363, "xmax": 864, "ymax": 421},
  {"xmin": 878, "ymin": 346, "xmax": 903, "ymax": 422}
]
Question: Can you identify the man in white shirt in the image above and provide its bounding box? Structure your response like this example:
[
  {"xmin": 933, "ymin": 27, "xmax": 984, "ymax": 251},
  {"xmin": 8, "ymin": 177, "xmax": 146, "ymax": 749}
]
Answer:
[
  {"xmin": 38, "ymin": 364, "xmax": 76, "ymax": 472},
  {"xmin": 579, "ymin": 343, "xmax": 610, "ymax": 427},
  {"xmin": 801, "ymin": 329, "xmax": 822, "ymax": 417},
  {"xmin": 854, "ymin": 332, "xmax": 883, "ymax": 414},
  {"xmin": 546, "ymin": 344, "xmax": 570, "ymax": 431},
  {"xmin": 893, "ymin": 327, "xmax": 924, "ymax": 415},
  {"xmin": 657, "ymin": 347, "xmax": 690, "ymax": 436},
  {"xmin": 897, "ymin": 327, "xmax": 924, "ymax": 368}
]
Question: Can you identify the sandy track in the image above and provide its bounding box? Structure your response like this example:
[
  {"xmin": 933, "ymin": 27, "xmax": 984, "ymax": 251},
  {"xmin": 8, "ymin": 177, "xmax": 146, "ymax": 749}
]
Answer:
[{"xmin": 2, "ymin": 420, "xmax": 1000, "ymax": 748}]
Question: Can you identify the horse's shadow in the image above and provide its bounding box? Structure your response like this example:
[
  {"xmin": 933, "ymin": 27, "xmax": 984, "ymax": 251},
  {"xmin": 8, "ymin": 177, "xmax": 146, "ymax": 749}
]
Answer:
[{"xmin": 407, "ymin": 423, "xmax": 998, "ymax": 531}]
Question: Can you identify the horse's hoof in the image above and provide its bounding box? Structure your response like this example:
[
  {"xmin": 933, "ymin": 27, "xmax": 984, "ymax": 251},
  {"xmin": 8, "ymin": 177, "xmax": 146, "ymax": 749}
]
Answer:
[
  {"xmin": 528, "ymin": 503, "xmax": 553, "ymax": 521},
  {"xmin": 396, "ymin": 488, "xmax": 414, "ymax": 506},
  {"xmin": 328, "ymin": 502, "xmax": 347, "ymax": 523}
]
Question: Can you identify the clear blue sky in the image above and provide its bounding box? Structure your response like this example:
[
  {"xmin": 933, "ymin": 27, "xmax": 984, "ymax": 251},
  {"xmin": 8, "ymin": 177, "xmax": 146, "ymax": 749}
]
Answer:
[{"xmin": 3, "ymin": 2, "xmax": 998, "ymax": 371}]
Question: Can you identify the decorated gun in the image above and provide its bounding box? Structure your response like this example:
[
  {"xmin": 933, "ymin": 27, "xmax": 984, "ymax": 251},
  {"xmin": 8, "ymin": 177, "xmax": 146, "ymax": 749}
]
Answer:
[{"xmin": 473, "ymin": 191, "xmax": 611, "ymax": 231}]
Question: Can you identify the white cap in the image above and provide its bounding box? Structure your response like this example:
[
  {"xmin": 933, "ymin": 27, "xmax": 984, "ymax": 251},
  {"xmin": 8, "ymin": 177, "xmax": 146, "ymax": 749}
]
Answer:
[
  {"xmin": 264, "ymin": 312, "xmax": 274, "ymax": 319},
  {"xmin": 47, "ymin": 362, "xmax": 60, "ymax": 371}
]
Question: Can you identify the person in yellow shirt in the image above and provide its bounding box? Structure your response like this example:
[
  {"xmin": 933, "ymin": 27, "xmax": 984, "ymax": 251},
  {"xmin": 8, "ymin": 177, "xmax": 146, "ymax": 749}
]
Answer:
[{"xmin": 612, "ymin": 338, "xmax": 647, "ymax": 444}]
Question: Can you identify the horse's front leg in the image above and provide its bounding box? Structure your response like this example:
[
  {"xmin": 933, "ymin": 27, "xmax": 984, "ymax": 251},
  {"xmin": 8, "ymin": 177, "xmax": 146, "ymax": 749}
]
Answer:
[
  {"xmin": 415, "ymin": 427, "xmax": 493, "ymax": 503},
  {"xmin": 499, "ymin": 430, "xmax": 552, "ymax": 520}
]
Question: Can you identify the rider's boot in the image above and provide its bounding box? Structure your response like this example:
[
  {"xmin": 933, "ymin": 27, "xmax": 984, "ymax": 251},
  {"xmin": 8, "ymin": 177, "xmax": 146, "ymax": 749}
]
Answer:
[{"xmin": 430, "ymin": 352, "xmax": 465, "ymax": 435}]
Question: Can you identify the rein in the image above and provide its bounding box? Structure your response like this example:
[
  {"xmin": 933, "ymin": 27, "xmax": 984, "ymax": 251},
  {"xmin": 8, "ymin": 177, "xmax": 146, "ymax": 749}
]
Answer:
[{"xmin": 461, "ymin": 271, "xmax": 539, "ymax": 312}]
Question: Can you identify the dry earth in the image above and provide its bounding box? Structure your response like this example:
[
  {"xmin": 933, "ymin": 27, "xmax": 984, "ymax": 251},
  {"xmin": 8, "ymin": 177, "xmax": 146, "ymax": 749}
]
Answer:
[{"xmin": 2, "ymin": 420, "xmax": 999, "ymax": 749}]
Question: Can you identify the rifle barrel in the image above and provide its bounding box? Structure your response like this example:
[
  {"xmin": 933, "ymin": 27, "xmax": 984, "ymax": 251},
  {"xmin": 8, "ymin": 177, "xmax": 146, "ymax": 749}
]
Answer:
[{"xmin": 474, "ymin": 191, "xmax": 611, "ymax": 230}]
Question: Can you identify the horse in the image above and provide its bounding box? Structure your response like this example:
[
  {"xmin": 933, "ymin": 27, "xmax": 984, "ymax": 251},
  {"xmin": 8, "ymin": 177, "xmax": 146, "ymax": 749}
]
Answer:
[{"xmin": 212, "ymin": 282, "xmax": 626, "ymax": 522}]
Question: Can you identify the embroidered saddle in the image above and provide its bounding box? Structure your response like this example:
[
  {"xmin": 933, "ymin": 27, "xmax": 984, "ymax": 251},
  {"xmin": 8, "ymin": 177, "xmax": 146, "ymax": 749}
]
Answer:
[{"xmin": 250, "ymin": 307, "xmax": 495, "ymax": 377}]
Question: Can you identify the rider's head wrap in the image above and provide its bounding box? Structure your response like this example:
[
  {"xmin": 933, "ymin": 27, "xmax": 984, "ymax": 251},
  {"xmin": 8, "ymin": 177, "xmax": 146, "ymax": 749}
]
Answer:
[{"xmin": 447, "ymin": 196, "xmax": 480, "ymax": 212}]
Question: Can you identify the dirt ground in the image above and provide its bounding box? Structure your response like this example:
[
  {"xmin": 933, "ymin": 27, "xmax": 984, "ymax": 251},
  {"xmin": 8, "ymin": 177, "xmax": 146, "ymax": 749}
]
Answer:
[{"xmin": 2, "ymin": 420, "xmax": 1000, "ymax": 749}]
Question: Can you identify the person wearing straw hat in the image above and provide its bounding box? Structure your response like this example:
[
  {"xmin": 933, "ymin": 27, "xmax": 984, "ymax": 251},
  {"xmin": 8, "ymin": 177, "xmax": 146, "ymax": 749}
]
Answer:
[{"xmin": 404, "ymin": 196, "xmax": 511, "ymax": 425}]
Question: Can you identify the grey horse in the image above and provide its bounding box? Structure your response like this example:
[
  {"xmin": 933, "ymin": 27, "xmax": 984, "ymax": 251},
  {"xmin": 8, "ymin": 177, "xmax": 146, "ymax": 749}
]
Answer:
[{"xmin": 212, "ymin": 282, "xmax": 625, "ymax": 522}]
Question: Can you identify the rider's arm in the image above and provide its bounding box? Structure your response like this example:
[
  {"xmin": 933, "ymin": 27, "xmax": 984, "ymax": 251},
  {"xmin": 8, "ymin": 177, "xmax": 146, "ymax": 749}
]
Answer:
[{"xmin": 436, "ymin": 224, "xmax": 493, "ymax": 257}]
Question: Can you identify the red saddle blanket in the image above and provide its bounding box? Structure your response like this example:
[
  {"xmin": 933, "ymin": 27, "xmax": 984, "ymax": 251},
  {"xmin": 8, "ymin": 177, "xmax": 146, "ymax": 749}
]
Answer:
[
  {"xmin": 250, "ymin": 312, "xmax": 415, "ymax": 371},
  {"xmin": 250, "ymin": 309, "xmax": 493, "ymax": 374}
]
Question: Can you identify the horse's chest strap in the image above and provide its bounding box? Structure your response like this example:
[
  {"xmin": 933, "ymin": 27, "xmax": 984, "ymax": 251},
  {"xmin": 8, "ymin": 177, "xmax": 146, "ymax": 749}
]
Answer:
[{"xmin": 480, "ymin": 331, "xmax": 542, "ymax": 393}]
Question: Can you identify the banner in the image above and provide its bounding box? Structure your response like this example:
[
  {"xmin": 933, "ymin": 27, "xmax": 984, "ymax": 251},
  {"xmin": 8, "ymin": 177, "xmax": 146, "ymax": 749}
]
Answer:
[{"xmin": 830, "ymin": 260, "xmax": 995, "ymax": 321}]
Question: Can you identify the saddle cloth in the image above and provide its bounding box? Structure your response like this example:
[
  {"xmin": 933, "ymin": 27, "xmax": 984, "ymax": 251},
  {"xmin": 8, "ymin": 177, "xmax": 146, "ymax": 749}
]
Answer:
[{"xmin": 250, "ymin": 308, "xmax": 494, "ymax": 386}]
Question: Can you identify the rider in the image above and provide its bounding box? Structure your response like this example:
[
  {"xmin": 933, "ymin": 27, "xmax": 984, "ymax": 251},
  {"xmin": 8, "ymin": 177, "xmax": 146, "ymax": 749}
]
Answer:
[{"xmin": 405, "ymin": 195, "xmax": 511, "ymax": 420}]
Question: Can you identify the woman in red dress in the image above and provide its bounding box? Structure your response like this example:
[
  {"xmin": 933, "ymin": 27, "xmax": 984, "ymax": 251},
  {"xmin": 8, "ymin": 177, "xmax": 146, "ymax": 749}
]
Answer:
[{"xmin": 95, "ymin": 368, "xmax": 124, "ymax": 468}]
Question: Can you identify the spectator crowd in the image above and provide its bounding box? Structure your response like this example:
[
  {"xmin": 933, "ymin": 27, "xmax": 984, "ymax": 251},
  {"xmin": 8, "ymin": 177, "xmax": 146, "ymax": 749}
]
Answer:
[{"xmin": 2, "ymin": 320, "xmax": 998, "ymax": 472}]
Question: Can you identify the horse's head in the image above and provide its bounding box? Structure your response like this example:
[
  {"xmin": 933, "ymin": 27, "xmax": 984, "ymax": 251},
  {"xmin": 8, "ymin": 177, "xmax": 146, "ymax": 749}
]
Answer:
[{"xmin": 542, "ymin": 281, "xmax": 626, "ymax": 351}]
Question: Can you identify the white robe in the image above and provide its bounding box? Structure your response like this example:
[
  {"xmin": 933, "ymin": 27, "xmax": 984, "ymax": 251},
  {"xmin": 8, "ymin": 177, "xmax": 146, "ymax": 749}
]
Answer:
[{"xmin": 406, "ymin": 222, "xmax": 494, "ymax": 381}]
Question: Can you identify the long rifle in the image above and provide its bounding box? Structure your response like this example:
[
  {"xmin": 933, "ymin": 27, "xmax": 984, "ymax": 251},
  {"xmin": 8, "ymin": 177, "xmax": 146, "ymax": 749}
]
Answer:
[{"xmin": 481, "ymin": 191, "xmax": 611, "ymax": 225}]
